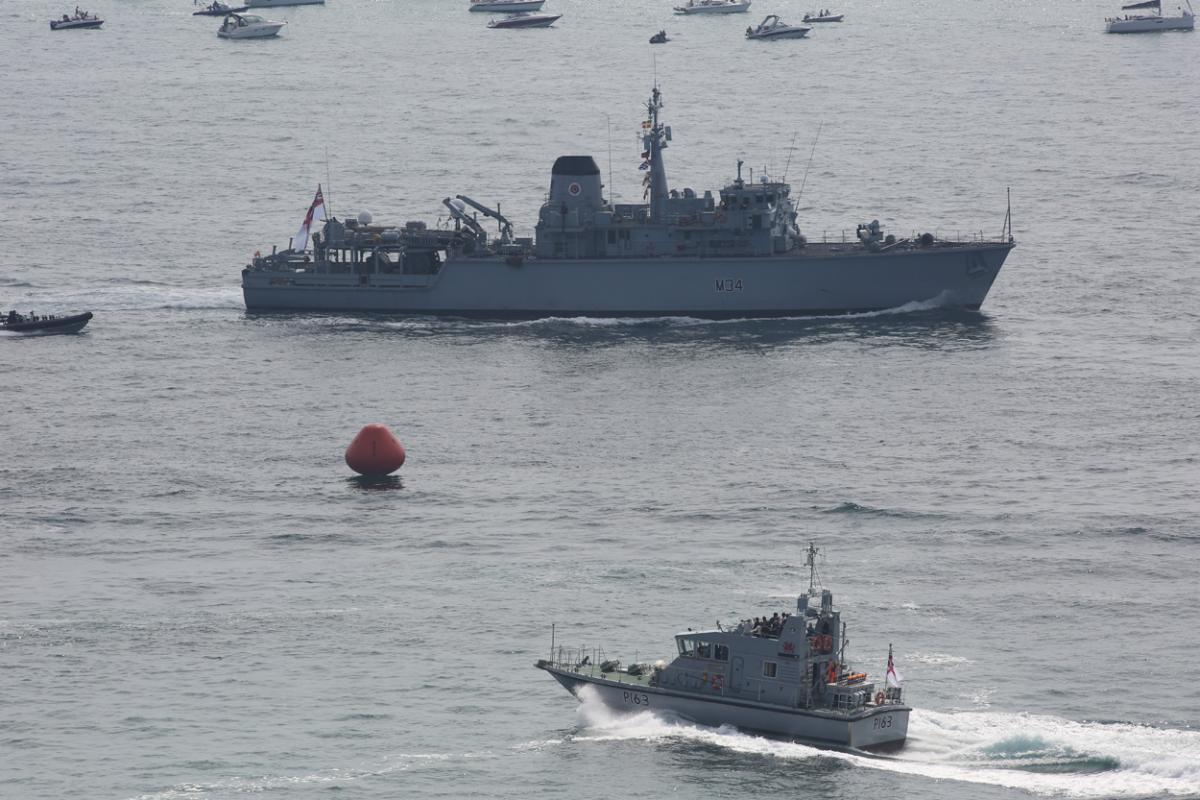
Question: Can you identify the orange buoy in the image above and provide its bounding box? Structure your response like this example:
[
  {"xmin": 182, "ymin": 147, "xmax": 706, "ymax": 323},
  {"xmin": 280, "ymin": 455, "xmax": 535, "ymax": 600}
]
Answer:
[{"xmin": 345, "ymin": 424, "xmax": 406, "ymax": 476}]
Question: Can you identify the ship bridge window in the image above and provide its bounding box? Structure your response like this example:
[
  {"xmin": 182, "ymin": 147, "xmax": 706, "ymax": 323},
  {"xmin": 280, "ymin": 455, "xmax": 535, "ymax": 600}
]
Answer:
[
  {"xmin": 714, "ymin": 644, "xmax": 729, "ymax": 661},
  {"xmin": 696, "ymin": 642, "xmax": 711, "ymax": 659},
  {"xmin": 678, "ymin": 639, "xmax": 696, "ymax": 658},
  {"xmin": 763, "ymin": 661, "xmax": 778, "ymax": 679}
]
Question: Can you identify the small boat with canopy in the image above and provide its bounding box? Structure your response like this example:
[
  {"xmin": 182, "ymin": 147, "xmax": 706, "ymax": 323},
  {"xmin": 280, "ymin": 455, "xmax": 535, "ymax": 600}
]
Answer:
[
  {"xmin": 1105, "ymin": 0, "xmax": 1194, "ymax": 32},
  {"xmin": 745, "ymin": 14, "xmax": 810, "ymax": 39}
]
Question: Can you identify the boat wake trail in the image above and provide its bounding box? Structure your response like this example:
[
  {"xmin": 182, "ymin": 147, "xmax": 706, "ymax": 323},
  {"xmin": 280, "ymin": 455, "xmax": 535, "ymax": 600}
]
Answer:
[
  {"xmin": 571, "ymin": 692, "xmax": 1200, "ymax": 797},
  {"xmin": 7, "ymin": 286, "xmax": 242, "ymax": 312},
  {"xmin": 495, "ymin": 295, "xmax": 964, "ymax": 329}
]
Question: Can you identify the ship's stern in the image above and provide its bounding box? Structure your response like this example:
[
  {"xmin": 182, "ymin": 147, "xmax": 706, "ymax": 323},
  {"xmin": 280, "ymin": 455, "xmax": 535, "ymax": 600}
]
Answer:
[{"xmin": 848, "ymin": 706, "xmax": 910, "ymax": 750}]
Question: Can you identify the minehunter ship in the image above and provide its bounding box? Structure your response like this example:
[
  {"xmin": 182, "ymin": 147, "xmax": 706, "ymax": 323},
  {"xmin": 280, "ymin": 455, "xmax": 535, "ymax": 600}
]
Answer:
[
  {"xmin": 535, "ymin": 544, "xmax": 910, "ymax": 750},
  {"xmin": 242, "ymin": 85, "xmax": 1014, "ymax": 317}
]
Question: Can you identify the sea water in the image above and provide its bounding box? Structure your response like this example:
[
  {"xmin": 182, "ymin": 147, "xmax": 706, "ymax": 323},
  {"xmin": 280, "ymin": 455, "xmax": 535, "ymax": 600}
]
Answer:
[{"xmin": 2, "ymin": 0, "xmax": 1198, "ymax": 798}]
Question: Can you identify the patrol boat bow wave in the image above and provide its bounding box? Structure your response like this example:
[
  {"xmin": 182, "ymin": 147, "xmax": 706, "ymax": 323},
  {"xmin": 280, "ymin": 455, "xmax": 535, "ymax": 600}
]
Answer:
[
  {"xmin": 535, "ymin": 544, "xmax": 910, "ymax": 750},
  {"xmin": 242, "ymin": 85, "xmax": 1014, "ymax": 318}
]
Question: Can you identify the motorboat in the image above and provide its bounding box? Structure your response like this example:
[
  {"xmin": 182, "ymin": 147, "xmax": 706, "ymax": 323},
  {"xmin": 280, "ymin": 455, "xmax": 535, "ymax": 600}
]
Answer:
[
  {"xmin": 535, "ymin": 544, "xmax": 913, "ymax": 750},
  {"xmin": 746, "ymin": 14, "xmax": 810, "ymax": 38},
  {"xmin": 217, "ymin": 12, "xmax": 285, "ymax": 37},
  {"xmin": 802, "ymin": 9, "xmax": 843, "ymax": 22},
  {"xmin": 470, "ymin": 0, "xmax": 546, "ymax": 12},
  {"xmin": 49, "ymin": 8, "xmax": 103, "ymax": 29},
  {"xmin": 2, "ymin": 311, "xmax": 92, "ymax": 334},
  {"xmin": 674, "ymin": 0, "xmax": 751, "ymax": 14},
  {"xmin": 1105, "ymin": 0, "xmax": 1194, "ymax": 31},
  {"xmin": 488, "ymin": 12, "xmax": 561, "ymax": 27},
  {"xmin": 194, "ymin": 2, "xmax": 250, "ymax": 16},
  {"xmin": 244, "ymin": 0, "xmax": 323, "ymax": 6},
  {"xmin": 649, "ymin": 29, "xmax": 669, "ymax": 43}
]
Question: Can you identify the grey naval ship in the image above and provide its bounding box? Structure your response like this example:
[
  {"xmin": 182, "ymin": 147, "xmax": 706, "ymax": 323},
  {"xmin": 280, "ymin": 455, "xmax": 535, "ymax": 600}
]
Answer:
[
  {"xmin": 242, "ymin": 85, "xmax": 1014, "ymax": 317},
  {"xmin": 535, "ymin": 545, "xmax": 910, "ymax": 750}
]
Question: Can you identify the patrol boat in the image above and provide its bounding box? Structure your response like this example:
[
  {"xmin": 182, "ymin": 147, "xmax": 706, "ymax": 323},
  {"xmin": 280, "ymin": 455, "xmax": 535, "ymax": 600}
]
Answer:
[
  {"xmin": 534, "ymin": 544, "xmax": 910, "ymax": 750},
  {"xmin": 242, "ymin": 85, "xmax": 1014, "ymax": 317}
]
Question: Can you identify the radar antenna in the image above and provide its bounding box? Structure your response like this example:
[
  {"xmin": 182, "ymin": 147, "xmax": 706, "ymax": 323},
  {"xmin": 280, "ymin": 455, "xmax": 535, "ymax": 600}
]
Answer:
[{"xmin": 805, "ymin": 542, "xmax": 821, "ymax": 594}]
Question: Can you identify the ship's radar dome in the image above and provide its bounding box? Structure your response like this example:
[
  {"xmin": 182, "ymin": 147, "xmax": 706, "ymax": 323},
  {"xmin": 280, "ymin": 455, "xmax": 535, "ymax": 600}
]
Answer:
[{"xmin": 358, "ymin": 210, "xmax": 373, "ymax": 225}]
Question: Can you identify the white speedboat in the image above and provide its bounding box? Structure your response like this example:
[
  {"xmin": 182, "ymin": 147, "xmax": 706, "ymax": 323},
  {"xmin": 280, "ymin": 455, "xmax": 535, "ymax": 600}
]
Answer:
[
  {"xmin": 1106, "ymin": 0, "xmax": 1194, "ymax": 31},
  {"xmin": 674, "ymin": 0, "xmax": 751, "ymax": 14},
  {"xmin": 217, "ymin": 12, "xmax": 285, "ymax": 37},
  {"xmin": 746, "ymin": 14, "xmax": 809, "ymax": 38},
  {"xmin": 245, "ymin": 0, "xmax": 323, "ymax": 6},
  {"xmin": 470, "ymin": 0, "xmax": 545, "ymax": 12},
  {"xmin": 488, "ymin": 12, "xmax": 560, "ymax": 27},
  {"xmin": 802, "ymin": 10, "xmax": 843, "ymax": 22},
  {"xmin": 49, "ymin": 8, "xmax": 103, "ymax": 29}
]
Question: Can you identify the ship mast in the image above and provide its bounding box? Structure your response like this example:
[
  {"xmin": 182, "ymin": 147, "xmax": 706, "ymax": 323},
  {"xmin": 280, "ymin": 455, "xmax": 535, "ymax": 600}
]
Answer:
[
  {"xmin": 644, "ymin": 85, "xmax": 669, "ymax": 225},
  {"xmin": 805, "ymin": 542, "xmax": 820, "ymax": 594}
]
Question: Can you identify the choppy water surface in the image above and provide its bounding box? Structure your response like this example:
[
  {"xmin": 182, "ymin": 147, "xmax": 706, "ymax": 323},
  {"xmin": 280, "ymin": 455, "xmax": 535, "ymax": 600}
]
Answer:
[{"xmin": 2, "ymin": 1, "xmax": 1198, "ymax": 798}]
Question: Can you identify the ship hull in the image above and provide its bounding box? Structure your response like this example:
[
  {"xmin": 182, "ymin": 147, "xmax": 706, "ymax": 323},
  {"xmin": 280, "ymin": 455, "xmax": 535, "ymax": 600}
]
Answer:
[
  {"xmin": 242, "ymin": 242, "xmax": 1012, "ymax": 317},
  {"xmin": 1106, "ymin": 14, "xmax": 1193, "ymax": 32},
  {"xmin": 542, "ymin": 665, "xmax": 909, "ymax": 750}
]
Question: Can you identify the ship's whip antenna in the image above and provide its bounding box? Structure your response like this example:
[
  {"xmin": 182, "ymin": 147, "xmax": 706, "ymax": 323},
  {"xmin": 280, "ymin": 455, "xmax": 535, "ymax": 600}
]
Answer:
[
  {"xmin": 795, "ymin": 121, "xmax": 823, "ymax": 205},
  {"xmin": 324, "ymin": 145, "xmax": 334, "ymax": 221},
  {"xmin": 780, "ymin": 130, "xmax": 799, "ymax": 182},
  {"xmin": 1003, "ymin": 186, "xmax": 1013, "ymax": 242}
]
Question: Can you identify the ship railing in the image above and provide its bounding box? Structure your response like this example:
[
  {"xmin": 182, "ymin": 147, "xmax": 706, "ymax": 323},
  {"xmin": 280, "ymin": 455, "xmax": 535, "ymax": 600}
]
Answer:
[
  {"xmin": 543, "ymin": 644, "xmax": 609, "ymax": 673},
  {"xmin": 540, "ymin": 645, "xmax": 661, "ymax": 685},
  {"xmin": 817, "ymin": 229, "xmax": 1012, "ymax": 246}
]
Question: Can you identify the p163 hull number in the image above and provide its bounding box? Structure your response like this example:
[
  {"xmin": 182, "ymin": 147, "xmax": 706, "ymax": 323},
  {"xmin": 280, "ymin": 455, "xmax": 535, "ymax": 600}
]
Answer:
[
  {"xmin": 622, "ymin": 691, "xmax": 650, "ymax": 707},
  {"xmin": 873, "ymin": 714, "xmax": 894, "ymax": 730}
]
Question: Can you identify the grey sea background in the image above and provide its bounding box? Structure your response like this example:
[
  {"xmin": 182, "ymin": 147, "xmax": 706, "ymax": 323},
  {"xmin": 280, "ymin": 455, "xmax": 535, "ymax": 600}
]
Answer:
[{"xmin": 3, "ymin": 0, "xmax": 1200, "ymax": 797}]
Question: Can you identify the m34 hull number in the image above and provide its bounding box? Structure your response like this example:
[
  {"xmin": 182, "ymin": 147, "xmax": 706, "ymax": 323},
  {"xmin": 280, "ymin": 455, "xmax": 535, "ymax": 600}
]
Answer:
[{"xmin": 715, "ymin": 279, "xmax": 743, "ymax": 292}]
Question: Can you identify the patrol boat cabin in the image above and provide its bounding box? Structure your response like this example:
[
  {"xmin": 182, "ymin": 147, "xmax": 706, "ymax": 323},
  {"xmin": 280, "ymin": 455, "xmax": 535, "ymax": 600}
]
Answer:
[{"xmin": 536, "ymin": 544, "xmax": 910, "ymax": 750}]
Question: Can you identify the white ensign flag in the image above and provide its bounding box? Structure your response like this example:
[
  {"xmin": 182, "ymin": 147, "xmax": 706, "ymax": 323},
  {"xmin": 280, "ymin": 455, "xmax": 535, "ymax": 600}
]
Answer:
[{"xmin": 294, "ymin": 185, "xmax": 326, "ymax": 252}]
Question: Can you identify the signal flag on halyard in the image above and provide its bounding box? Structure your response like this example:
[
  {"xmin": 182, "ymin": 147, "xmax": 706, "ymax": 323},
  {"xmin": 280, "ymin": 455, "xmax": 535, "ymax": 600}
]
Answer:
[
  {"xmin": 294, "ymin": 185, "xmax": 326, "ymax": 252},
  {"xmin": 886, "ymin": 644, "xmax": 904, "ymax": 688}
]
